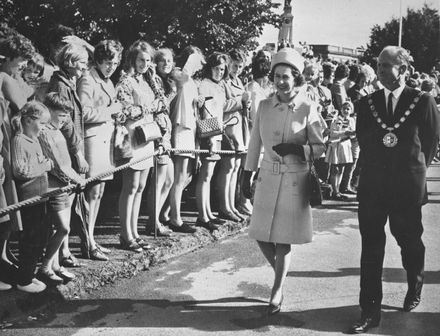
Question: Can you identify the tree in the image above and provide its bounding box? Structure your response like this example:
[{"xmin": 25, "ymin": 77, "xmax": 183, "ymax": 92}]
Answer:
[
  {"xmin": 0, "ymin": 0, "xmax": 281, "ymax": 58},
  {"xmin": 362, "ymin": 4, "xmax": 439, "ymax": 72}
]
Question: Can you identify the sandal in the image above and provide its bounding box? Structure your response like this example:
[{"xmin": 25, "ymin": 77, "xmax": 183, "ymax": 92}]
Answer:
[
  {"xmin": 119, "ymin": 235, "xmax": 142, "ymax": 253},
  {"xmin": 55, "ymin": 266, "xmax": 76, "ymax": 282},
  {"xmin": 90, "ymin": 248, "xmax": 109, "ymax": 261},
  {"xmin": 36, "ymin": 268, "xmax": 63, "ymax": 286},
  {"xmin": 218, "ymin": 211, "xmax": 241, "ymax": 222},
  {"xmin": 332, "ymin": 193, "xmax": 348, "ymax": 201},
  {"xmin": 135, "ymin": 237, "xmax": 153, "ymax": 250},
  {"xmin": 96, "ymin": 243, "xmax": 111, "ymax": 254},
  {"xmin": 145, "ymin": 223, "xmax": 172, "ymax": 237},
  {"xmin": 60, "ymin": 254, "xmax": 81, "ymax": 268}
]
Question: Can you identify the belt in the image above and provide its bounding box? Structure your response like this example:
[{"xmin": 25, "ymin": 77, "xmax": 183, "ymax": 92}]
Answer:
[{"xmin": 260, "ymin": 160, "xmax": 308, "ymax": 175}]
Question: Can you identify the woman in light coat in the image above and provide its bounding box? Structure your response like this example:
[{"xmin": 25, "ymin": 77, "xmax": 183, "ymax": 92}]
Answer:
[
  {"xmin": 77, "ymin": 39, "xmax": 123, "ymax": 260},
  {"xmin": 242, "ymin": 48, "xmax": 325, "ymax": 315}
]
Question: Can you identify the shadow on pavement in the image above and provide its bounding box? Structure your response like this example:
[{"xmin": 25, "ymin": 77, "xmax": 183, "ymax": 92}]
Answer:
[{"xmin": 6, "ymin": 297, "xmax": 440, "ymax": 335}]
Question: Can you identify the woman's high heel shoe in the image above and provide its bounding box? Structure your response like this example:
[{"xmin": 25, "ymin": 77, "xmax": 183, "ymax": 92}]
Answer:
[
  {"xmin": 145, "ymin": 223, "xmax": 172, "ymax": 237},
  {"xmin": 89, "ymin": 248, "xmax": 109, "ymax": 261},
  {"xmin": 119, "ymin": 235, "xmax": 142, "ymax": 253},
  {"xmin": 96, "ymin": 243, "xmax": 111, "ymax": 254},
  {"xmin": 232, "ymin": 210, "xmax": 246, "ymax": 222},
  {"xmin": 218, "ymin": 211, "xmax": 241, "ymax": 222},
  {"xmin": 267, "ymin": 295, "xmax": 284, "ymax": 316}
]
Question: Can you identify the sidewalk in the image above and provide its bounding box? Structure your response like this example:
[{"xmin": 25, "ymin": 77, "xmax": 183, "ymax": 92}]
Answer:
[
  {"xmin": 0, "ymin": 219, "xmax": 251, "ymax": 326},
  {"xmin": 0, "ymin": 166, "xmax": 440, "ymax": 329},
  {"xmin": 0, "ymin": 175, "xmax": 251, "ymax": 327}
]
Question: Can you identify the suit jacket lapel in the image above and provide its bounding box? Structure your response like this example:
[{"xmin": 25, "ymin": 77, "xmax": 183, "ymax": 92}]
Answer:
[
  {"xmin": 56, "ymin": 71, "xmax": 83, "ymax": 113},
  {"xmin": 373, "ymin": 89, "xmax": 387, "ymax": 121},
  {"xmin": 393, "ymin": 86, "xmax": 414, "ymax": 121}
]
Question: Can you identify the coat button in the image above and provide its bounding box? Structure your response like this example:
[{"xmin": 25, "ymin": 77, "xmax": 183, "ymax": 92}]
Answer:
[{"xmin": 274, "ymin": 131, "xmax": 281, "ymax": 136}]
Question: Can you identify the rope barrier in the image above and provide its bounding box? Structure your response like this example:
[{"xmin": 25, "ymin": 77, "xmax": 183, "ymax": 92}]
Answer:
[
  {"xmin": 0, "ymin": 150, "xmax": 159, "ymax": 217},
  {"xmin": 168, "ymin": 148, "xmax": 243, "ymax": 155},
  {"xmin": 0, "ymin": 147, "xmax": 247, "ymax": 217}
]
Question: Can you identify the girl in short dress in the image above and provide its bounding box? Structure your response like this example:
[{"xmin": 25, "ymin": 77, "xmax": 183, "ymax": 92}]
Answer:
[
  {"xmin": 116, "ymin": 40, "xmax": 157, "ymax": 251},
  {"xmin": 168, "ymin": 46, "xmax": 205, "ymax": 234},
  {"xmin": 144, "ymin": 48, "xmax": 175, "ymax": 237},
  {"xmin": 325, "ymin": 101, "xmax": 355, "ymax": 200}
]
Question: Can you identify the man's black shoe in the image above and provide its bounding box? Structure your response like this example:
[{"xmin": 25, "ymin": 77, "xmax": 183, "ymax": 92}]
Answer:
[
  {"xmin": 403, "ymin": 290, "xmax": 422, "ymax": 312},
  {"xmin": 170, "ymin": 223, "xmax": 196, "ymax": 233},
  {"xmin": 196, "ymin": 219, "xmax": 219, "ymax": 232},
  {"xmin": 404, "ymin": 276, "xmax": 423, "ymax": 312},
  {"xmin": 348, "ymin": 316, "xmax": 380, "ymax": 334}
]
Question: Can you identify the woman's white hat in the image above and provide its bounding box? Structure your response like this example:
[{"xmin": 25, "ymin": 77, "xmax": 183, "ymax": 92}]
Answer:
[{"xmin": 271, "ymin": 48, "xmax": 305, "ymax": 73}]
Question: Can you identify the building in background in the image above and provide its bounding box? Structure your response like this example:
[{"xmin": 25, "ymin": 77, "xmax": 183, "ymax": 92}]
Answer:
[{"xmin": 310, "ymin": 44, "xmax": 365, "ymax": 63}]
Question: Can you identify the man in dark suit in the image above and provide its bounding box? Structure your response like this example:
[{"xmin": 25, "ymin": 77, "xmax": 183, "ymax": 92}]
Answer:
[{"xmin": 349, "ymin": 46, "xmax": 440, "ymax": 334}]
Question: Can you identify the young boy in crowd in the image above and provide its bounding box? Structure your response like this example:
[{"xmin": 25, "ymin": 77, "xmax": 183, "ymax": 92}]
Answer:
[
  {"xmin": 11, "ymin": 101, "xmax": 52, "ymax": 293},
  {"xmin": 37, "ymin": 92, "xmax": 85, "ymax": 285}
]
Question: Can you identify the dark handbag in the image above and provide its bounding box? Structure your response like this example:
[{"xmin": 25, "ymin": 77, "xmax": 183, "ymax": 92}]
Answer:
[
  {"xmin": 114, "ymin": 124, "xmax": 133, "ymax": 161},
  {"xmin": 134, "ymin": 120, "xmax": 163, "ymax": 145},
  {"xmin": 308, "ymin": 143, "xmax": 323, "ymax": 207}
]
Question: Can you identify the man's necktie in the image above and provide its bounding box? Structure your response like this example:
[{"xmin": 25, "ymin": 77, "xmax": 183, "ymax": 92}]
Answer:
[{"xmin": 387, "ymin": 92, "xmax": 394, "ymax": 119}]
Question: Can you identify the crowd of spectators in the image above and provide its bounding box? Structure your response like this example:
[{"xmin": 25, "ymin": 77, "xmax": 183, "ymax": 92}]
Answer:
[{"xmin": 1, "ymin": 23, "xmax": 439, "ymax": 293}]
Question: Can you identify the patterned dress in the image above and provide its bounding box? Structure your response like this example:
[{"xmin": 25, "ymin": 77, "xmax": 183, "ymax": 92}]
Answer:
[{"xmin": 116, "ymin": 72, "xmax": 155, "ymax": 171}]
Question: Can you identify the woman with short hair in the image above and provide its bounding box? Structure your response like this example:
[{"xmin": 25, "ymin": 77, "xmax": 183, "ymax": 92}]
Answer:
[
  {"xmin": 46, "ymin": 41, "xmax": 90, "ymax": 268},
  {"xmin": 196, "ymin": 52, "xmax": 245, "ymax": 231},
  {"xmin": 242, "ymin": 48, "xmax": 325, "ymax": 315},
  {"xmin": 77, "ymin": 39, "xmax": 124, "ymax": 260},
  {"xmin": 216, "ymin": 49, "xmax": 250, "ymax": 222},
  {"xmin": 0, "ymin": 28, "xmax": 35, "ymax": 287}
]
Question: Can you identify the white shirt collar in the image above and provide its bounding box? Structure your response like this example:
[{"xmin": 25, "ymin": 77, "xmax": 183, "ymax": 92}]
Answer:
[{"xmin": 384, "ymin": 84, "xmax": 405, "ymax": 101}]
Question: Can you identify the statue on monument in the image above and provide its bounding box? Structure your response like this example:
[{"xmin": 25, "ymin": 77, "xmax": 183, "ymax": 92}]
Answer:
[{"xmin": 278, "ymin": 0, "xmax": 294, "ymax": 48}]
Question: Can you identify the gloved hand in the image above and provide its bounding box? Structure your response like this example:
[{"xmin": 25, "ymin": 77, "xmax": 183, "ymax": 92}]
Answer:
[
  {"xmin": 241, "ymin": 170, "xmax": 253, "ymax": 199},
  {"xmin": 272, "ymin": 143, "xmax": 305, "ymax": 159}
]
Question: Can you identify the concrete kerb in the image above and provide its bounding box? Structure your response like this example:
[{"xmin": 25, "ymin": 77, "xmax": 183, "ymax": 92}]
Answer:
[{"xmin": 0, "ymin": 218, "xmax": 250, "ymax": 327}]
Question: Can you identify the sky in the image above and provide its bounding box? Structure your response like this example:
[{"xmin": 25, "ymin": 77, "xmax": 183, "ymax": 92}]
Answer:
[{"xmin": 258, "ymin": 0, "xmax": 440, "ymax": 49}]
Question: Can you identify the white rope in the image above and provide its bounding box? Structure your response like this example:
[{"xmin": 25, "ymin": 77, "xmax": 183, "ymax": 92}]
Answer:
[{"xmin": 0, "ymin": 147, "xmax": 247, "ymax": 217}]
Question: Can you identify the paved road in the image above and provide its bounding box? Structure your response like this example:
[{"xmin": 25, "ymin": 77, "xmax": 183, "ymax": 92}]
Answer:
[{"xmin": 3, "ymin": 166, "xmax": 440, "ymax": 336}]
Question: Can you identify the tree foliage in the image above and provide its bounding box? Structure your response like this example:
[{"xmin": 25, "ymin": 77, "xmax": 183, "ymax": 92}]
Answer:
[
  {"xmin": 362, "ymin": 4, "xmax": 439, "ymax": 72},
  {"xmin": 1, "ymin": 0, "xmax": 281, "ymax": 57}
]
